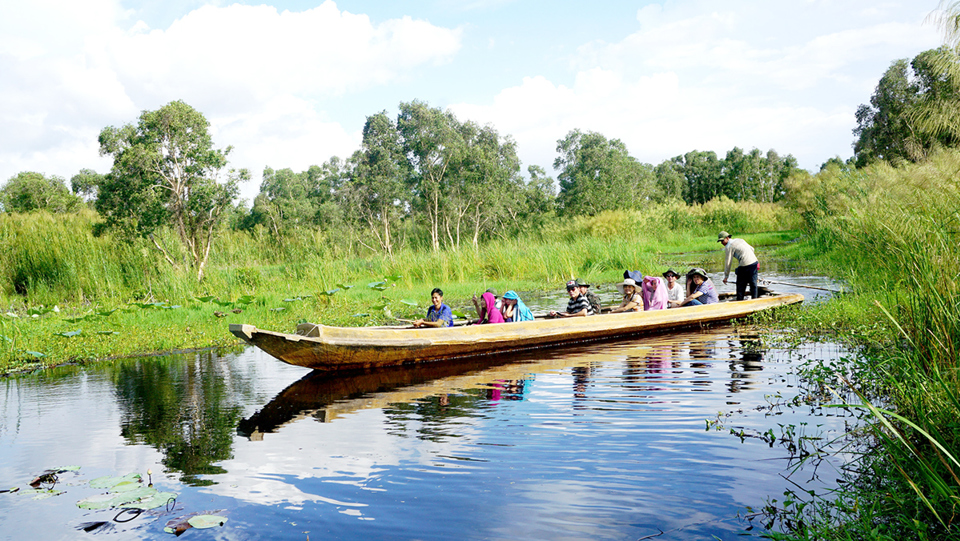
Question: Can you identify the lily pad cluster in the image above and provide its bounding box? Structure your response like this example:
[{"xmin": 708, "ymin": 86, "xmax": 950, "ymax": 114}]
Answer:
[{"xmin": 77, "ymin": 473, "xmax": 177, "ymax": 511}]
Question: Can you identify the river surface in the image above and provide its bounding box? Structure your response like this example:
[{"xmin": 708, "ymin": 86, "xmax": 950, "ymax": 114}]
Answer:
[{"xmin": 0, "ymin": 278, "xmax": 856, "ymax": 540}]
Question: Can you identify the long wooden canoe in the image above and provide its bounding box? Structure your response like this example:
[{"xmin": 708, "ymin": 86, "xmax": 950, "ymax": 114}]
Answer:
[{"xmin": 229, "ymin": 293, "xmax": 802, "ymax": 372}]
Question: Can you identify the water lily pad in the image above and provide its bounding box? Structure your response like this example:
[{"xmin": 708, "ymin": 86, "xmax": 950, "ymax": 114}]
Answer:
[
  {"xmin": 96, "ymin": 331, "xmax": 120, "ymax": 336},
  {"xmin": 54, "ymin": 329, "xmax": 82, "ymax": 338},
  {"xmin": 96, "ymin": 309, "xmax": 118, "ymax": 317},
  {"xmin": 24, "ymin": 351, "xmax": 46, "ymax": 358},
  {"xmin": 187, "ymin": 515, "xmax": 228, "ymax": 529},
  {"xmin": 351, "ymin": 313, "xmax": 370, "ymax": 318},
  {"xmin": 125, "ymin": 491, "xmax": 177, "ymax": 510},
  {"xmin": 335, "ymin": 283, "xmax": 353, "ymax": 289},
  {"xmin": 269, "ymin": 307, "xmax": 285, "ymax": 312},
  {"xmin": 400, "ymin": 299, "xmax": 419, "ymax": 306},
  {"xmin": 384, "ymin": 274, "xmax": 402, "ymax": 282},
  {"xmin": 89, "ymin": 472, "xmax": 141, "ymax": 489},
  {"xmin": 195, "ymin": 296, "xmax": 216, "ymax": 303},
  {"xmin": 77, "ymin": 487, "xmax": 158, "ymax": 510},
  {"xmin": 317, "ymin": 289, "xmax": 339, "ymax": 296},
  {"xmin": 367, "ymin": 281, "xmax": 386, "ymax": 289},
  {"xmin": 31, "ymin": 489, "xmax": 65, "ymax": 500},
  {"xmin": 236, "ymin": 295, "xmax": 256, "ymax": 305}
]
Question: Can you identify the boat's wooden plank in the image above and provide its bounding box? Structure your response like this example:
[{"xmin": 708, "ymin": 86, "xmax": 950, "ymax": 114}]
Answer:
[{"xmin": 229, "ymin": 293, "xmax": 803, "ymax": 371}]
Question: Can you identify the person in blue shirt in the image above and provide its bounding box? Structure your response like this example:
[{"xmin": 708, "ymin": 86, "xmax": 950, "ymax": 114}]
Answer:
[{"xmin": 414, "ymin": 288, "xmax": 454, "ymax": 327}]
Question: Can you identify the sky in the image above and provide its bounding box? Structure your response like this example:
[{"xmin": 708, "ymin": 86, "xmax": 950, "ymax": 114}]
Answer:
[{"xmin": 0, "ymin": 0, "xmax": 945, "ymax": 203}]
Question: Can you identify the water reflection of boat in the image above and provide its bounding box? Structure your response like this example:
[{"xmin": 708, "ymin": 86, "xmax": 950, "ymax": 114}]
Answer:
[
  {"xmin": 230, "ymin": 294, "xmax": 803, "ymax": 372},
  {"xmin": 237, "ymin": 352, "xmax": 598, "ymax": 439}
]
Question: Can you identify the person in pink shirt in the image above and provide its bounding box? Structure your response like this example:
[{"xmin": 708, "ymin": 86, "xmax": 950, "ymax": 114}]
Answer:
[{"xmin": 641, "ymin": 276, "xmax": 669, "ymax": 310}]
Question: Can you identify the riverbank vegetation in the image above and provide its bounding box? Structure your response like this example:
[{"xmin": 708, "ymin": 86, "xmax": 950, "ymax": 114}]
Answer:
[{"xmin": 758, "ymin": 149, "xmax": 960, "ymax": 539}]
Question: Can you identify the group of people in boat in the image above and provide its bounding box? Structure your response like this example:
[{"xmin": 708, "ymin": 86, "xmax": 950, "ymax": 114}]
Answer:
[{"xmin": 412, "ymin": 231, "xmax": 759, "ymax": 327}]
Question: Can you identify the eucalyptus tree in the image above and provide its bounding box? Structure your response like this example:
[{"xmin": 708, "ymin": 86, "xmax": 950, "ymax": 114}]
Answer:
[
  {"xmin": 346, "ymin": 111, "xmax": 411, "ymax": 254},
  {"xmin": 442, "ymin": 121, "xmax": 524, "ymax": 248},
  {"xmin": 554, "ymin": 129, "xmax": 651, "ymax": 216},
  {"xmin": 653, "ymin": 161, "xmax": 685, "ymax": 203},
  {"xmin": 97, "ymin": 100, "xmax": 244, "ymax": 281},
  {"xmin": 247, "ymin": 166, "xmax": 319, "ymax": 244},
  {"xmin": 398, "ymin": 100, "xmax": 463, "ymax": 251},
  {"xmin": 0, "ymin": 172, "xmax": 82, "ymax": 213},
  {"xmin": 672, "ymin": 150, "xmax": 722, "ymax": 205},
  {"xmin": 69, "ymin": 168, "xmax": 103, "ymax": 204},
  {"xmin": 854, "ymin": 48, "xmax": 960, "ymax": 166}
]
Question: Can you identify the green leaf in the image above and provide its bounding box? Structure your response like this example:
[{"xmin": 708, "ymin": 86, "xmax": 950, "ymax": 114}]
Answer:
[
  {"xmin": 400, "ymin": 299, "xmax": 419, "ymax": 306},
  {"xmin": 370, "ymin": 304, "xmax": 387, "ymax": 311},
  {"xmin": 195, "ymin": 296, "xmax": 216, "ymax": 303},
  {"xmin": 451, "ymin": 309, "xmax": 467, "ymax": 319},
  {"xmin": 335, "ymin": 283, "xmax": 353, "ymax": 289},
  {"xmin": 187, "ymin": 515, "xmax": 228, "ymax": 529},
  {"xmin": 236, "ymin": 295, "xmax": 256, "ymax": 305},
  {"xmin": 351, "ymin": 313, "xmax": 370, "ymax": 318},
  {"xmin": 89, "ymin": 472, "xmax": 141, "ymax": 489},
  {"xmin": 213, "ymin": 300, "xmax": 233, "ymax": 308},
  {"xmin": 54, "ymin": 330, "xmax": 82, "ymax": 338},
  {"xmin": 64, "ymin": 316, "xmax": 89, "ymax": 323},
  {"xmin": 384, "ymin": 274, "xmax": 402, "ymax": 282},
  {"xmin": 96, "ymin": 309, "xmax": 118, "ymax": 317},
  {"xmin": 269, "ymin": 307, "xmax": 285, "ymax": 312},
  {"xmin": 96, "ymin": 331, "xmax": 119, "ymax": 336},
  {"xmin": 317, "ymin": 289, "xmax": 340, "ymax": 296},
  {"xmin": 367, "ymin": 281, "xmax": 386, "ymax": 289},
  {"xmin": 125, "ymin": 491, "xmax": 177, "ymax": 510},
  {"xmin": 24, "ymin": 351, "xmax": 46, "ymax": 358}
]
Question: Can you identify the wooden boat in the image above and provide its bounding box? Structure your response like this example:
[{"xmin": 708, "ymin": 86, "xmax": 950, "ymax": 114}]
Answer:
[{"xmin": 229, "ymin": 293, "xmax": 803, "ymax": 372}]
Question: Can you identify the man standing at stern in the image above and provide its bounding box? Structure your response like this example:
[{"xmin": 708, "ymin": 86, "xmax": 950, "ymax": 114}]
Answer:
[{"xmin": 718, "ymin": 231, "xmax": 759, "ymax": 300}]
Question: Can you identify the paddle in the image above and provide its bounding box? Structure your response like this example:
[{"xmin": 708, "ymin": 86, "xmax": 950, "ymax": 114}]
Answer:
[{"xmin": 729, "ymin": 279, "xmax": 841, "ymax": 293}]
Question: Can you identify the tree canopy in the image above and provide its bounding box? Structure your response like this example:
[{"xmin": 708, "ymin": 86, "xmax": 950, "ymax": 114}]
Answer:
[
  {"xmin": 854, "ymin": 47, "xmax": 960, "ymax": 166},
  {"xmin": 0, "ymin": 172, "xmax": 82, "ymax": 213},
  {"xmin": 97, "ymin": 100, "xmax": 244, "ymax": 281}
]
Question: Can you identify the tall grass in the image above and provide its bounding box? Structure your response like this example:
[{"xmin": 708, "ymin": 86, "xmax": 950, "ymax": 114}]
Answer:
[
  {"xmin": 1, "ymin": 200, "xmax": 799, "ymax": 308},
  {"xmin": 775, "ymin": 149, "xmax": 960, "ymax": 539}
]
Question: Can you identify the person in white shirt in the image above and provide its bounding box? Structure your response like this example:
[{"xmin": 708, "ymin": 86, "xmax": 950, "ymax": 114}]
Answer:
[
  {"xmin": 662, "ymin": 269, "xmax": 685, "ymax": 308},
  {"xmin": 718, "ymin": 231, "xmax": 759, "ymax": 300}
]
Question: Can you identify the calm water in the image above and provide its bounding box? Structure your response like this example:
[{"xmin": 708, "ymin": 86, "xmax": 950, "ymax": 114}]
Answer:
[{"xmin": 0, "ymin": 313, "xmax": 857, "ymax": 540}]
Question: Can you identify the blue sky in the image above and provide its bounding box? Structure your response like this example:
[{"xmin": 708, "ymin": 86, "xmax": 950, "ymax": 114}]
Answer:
[{"xmin": 0, "ymin": 0, "xmax": 944, "ymax": 202}]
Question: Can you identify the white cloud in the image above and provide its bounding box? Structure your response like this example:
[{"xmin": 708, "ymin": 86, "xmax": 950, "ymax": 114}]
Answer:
[
  {"xmin": 451, "ymin": 0, "xmax": 941, "ymax": 174},
  {"xmin": 0, "ymin": 0, "xmax": 461, "ymax": 191}
]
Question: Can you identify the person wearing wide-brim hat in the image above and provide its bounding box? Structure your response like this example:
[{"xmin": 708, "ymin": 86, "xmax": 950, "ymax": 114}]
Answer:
[
  {"xmin": 610, "ymin": 278, "xmax": 642, "ymax": 313},
  {"xmin": 662, "ymin": 269, "xmax": 685, "ymax": 308},
  {"xmin": 718, "ymin": 230, "xmax": 759, "ymax": 301},
  {"xmin": 679, "ymin": 268, "xmax": 718, "ymax": 306}
]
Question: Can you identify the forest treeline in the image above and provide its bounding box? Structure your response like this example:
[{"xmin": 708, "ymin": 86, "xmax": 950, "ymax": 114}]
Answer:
[{"xmin": 1, "ymin": 99, "xmax": 801, "ymax": 276}]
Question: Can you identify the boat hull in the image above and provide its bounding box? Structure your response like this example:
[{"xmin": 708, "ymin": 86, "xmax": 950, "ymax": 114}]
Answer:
[{"xmin": 230, "ymin": 293, "xmax": 803, "ymax": 371}]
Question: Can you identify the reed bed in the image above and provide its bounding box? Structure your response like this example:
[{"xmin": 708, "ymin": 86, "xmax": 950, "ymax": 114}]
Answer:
[{"xmin": 770, "ymin": 149, "xmax": 960, "ymax": 539}]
